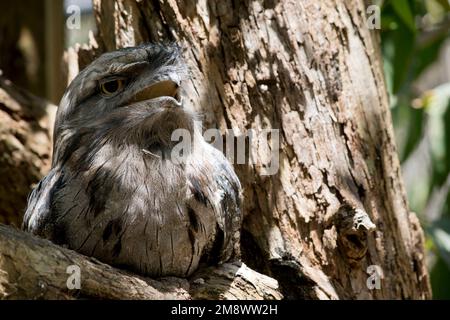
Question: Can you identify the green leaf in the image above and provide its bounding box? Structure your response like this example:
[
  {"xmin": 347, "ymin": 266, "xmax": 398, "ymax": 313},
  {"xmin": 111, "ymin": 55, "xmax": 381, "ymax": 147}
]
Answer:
[
  {"xmin": 414, "ymin": 36, "xmax": 445, "ymax": 78},
  {"xmin": 381, "ymin": 14, "xmax": 399, "ymax": 30},
  {"xmin": 381, "ymin": 23, "xmax": 416, "ymax": 93},
  {"xmin": 429, "ymin": 217, "xmax": 450, "ymax": 269},
  {"xmin": 435, "ymin": 0, "xmax": 450, "ymax": 11},
  {"xmin": 425, "ymin": 83, "xmax": 450, "ymax": 177},
  {"xmin": 430, "ymin": 256, "xmax": 450, "ymax": 299},
  {"xmin": 391, "ymin": 0, "xmax": 417, "ymax": 32},
  {"xmin": 425, "ymin": 0, "xmax": 450, "ymax": 23}
]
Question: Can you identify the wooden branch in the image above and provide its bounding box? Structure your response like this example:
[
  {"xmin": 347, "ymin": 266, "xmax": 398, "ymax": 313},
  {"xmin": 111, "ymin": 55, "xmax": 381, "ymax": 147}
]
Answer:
[
  {"xmin": 0, "ymin": 224, "xmax": 283, "ymax": 300},
  {"xmin": 190, "ymin": 263, "xmax": 282, "ymax": 300}
]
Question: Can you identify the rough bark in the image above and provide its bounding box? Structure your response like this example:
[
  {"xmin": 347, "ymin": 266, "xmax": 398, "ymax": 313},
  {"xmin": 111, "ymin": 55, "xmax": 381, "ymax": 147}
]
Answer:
[
  {"xmin": 0, "ymin": 224, "xmax": 282, "ymax": 300},
  {"xmin": 59, "ymin": 0, "xmax": 430, "ymax": 299},
  {"xmin": 0, "ymin": 76, "xmax": 56, "ymax": 227},
  {"xmin": 0, "ymin": 1, "xmax": 65, "ymax": 103},
  {"xmin": 0, "ymin": 1, "xmax": 43, "ymax": 96}
]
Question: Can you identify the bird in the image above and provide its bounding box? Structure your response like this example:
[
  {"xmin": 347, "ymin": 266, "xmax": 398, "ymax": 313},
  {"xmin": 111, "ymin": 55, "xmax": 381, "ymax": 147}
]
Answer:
[{"xmin": 23, "ymin": 44, "xmax": 242, "ymax": 278}]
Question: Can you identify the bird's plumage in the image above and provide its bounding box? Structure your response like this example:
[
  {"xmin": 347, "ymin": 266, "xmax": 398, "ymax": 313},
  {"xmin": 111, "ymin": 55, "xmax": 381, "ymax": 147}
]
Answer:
[{"xmin": 23, "ymin": 44, "xmax": 242, "ymax": 277}]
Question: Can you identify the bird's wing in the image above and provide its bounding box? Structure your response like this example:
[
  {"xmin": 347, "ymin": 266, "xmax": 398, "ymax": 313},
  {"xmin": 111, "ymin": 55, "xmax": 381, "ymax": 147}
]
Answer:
[
  {"xmin": 22, "ymin": 168, "xmax": 64, "ymax": 238},
  {"xmin": 187, "ymin": 144, "xmax": 242, "ymax": 264}
]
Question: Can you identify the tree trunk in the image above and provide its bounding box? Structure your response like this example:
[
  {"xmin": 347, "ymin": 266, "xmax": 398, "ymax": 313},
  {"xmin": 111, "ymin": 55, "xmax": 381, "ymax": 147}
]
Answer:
[
  {"xmin": 0, "ymin": 1, "xmax": 64, "ymax": 103},
  {"xmin": 0, "ymin": 76, "xmax": 56, "ymax": 227},
  {"xmin": 66, "ymin": 0, "xmax": 430, "ymax": 299}
]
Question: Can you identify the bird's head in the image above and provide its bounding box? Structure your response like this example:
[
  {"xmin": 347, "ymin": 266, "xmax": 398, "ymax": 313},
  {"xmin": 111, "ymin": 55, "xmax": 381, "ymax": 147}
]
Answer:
[{"xmin": 53, "ymin": 44, "xmax": 196, "ymax": 166}]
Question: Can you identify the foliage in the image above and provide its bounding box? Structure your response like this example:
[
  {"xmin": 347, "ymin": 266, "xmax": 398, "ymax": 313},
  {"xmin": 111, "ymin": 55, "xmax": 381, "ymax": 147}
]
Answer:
[{"xmin": 380, "ymin": 0, "xmax": 450, "ymax": 298}]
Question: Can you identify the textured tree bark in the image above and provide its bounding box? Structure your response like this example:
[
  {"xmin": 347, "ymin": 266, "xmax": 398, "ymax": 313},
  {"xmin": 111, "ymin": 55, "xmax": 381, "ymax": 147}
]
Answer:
[
  {"xmin": 0, "ymin": 224, "xmax": 282, "ymax": 300},
  {"xmin": 0, "ymin": 0, "xmax": 64, "ymax": 102},
  {"xmin": 0, "ymin": 76, "xmax": 56, "ymax": 227},
  {"xmin": 0, "ymin": 1, "xmax": 46, "ymax": 97},
  {"xmin": 59, "ymin": 0, "xmax": 430, "ymax": 299}
]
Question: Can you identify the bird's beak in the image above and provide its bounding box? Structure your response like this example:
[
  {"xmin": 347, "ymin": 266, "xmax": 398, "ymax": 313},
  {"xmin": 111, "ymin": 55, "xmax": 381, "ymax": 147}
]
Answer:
[{"xmin": 130, "ymin": 80, "xmax": 181, "ymax": 105}]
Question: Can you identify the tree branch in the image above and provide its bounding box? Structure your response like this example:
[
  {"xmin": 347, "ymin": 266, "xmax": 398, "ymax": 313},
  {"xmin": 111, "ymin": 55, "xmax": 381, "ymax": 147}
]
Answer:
[{"xmin": 0, "ymin": 224, "xmax": 283, "ymax": 300}]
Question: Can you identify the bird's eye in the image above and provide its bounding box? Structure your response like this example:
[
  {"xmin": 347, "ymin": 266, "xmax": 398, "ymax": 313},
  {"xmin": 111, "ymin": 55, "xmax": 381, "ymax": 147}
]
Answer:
[{"xmin": 100, "ymin": 79, "xmax": 124, "ymax": 96}]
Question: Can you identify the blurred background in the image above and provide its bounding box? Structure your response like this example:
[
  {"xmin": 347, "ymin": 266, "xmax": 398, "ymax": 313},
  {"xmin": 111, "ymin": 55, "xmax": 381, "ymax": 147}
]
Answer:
[
  {"xmin": 0, "ymin": 0, "xmax": 449, "ymax": 297},
  {"xmin": 380, "ymin": 0, "xmax": 450, "ymax": 298}
]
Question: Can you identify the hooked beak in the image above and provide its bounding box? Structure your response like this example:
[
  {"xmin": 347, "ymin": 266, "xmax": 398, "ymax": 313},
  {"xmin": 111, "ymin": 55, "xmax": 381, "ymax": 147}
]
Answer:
[{"xmin": 130, "ymin": 80, "xmax": 182, "ymax": 106}]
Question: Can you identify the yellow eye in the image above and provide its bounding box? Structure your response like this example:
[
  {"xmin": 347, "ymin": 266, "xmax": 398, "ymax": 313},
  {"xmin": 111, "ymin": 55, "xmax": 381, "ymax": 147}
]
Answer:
[{"xmin": 100, "ymin": 79, "xmax": 124, "ymax": 96}]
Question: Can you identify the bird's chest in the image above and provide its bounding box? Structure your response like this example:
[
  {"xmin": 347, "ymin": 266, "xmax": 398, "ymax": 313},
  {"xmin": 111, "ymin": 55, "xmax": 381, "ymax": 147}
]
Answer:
[{"xmin": 56, "ymin": 152, "xmax": 216, "ymax": 276}]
